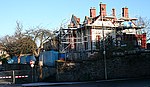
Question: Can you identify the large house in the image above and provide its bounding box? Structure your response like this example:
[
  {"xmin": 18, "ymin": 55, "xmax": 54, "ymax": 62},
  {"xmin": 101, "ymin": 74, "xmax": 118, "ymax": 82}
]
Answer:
[{"xmin": 59, "ymin": 3, "xmax": 146, "ymax": 60}]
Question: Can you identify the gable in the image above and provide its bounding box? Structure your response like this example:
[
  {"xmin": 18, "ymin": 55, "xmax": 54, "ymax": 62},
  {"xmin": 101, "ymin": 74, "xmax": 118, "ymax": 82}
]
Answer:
[{"xmin": 70, "ymin": 15, "xmax": 80, "ymax": 28}]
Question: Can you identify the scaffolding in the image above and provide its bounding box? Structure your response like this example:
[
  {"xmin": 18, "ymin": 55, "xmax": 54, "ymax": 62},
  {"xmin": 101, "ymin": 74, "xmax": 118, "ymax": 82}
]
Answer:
[{"xmin": 58, "ymin": 27, "xmax": 88, "ymax": 61}]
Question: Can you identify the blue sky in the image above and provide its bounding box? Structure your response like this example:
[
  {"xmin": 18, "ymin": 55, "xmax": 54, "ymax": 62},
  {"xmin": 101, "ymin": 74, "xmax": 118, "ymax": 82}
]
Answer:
[{"xmin": 0, "ymin": 0, "xmax": 149, "ymax": 37}]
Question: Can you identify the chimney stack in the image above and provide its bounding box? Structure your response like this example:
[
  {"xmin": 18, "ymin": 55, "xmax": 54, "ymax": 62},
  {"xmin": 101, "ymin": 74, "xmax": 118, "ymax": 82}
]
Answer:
[
  {"xmin": 100, "ymin": 3, "xmax": 107, "ymax": 16},
  {"xmin": 90, "ymin": 7, "xmax": 96, "ymax": 18},
  {"xmin": 112, "ymin": 8, "xmax": 116, "ymax": 17},
  {"xmin": 122, "ymin": 7, "xmax": 129, "ymax": 18}
]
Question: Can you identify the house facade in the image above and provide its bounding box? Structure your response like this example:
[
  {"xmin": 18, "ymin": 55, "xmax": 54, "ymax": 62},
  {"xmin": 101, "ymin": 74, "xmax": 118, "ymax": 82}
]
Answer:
[{"xmin": 60, "ymin": 3, "xmax": 146, "ymax": 60}]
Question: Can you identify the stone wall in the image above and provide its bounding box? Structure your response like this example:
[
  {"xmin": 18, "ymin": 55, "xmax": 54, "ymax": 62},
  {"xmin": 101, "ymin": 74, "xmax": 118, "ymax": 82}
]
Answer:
[
  {"xmin": 56, "ymin": 60, "xmax": 105, "ymax": 81},
  {"xmin": 108, "ymin": 53, "xmax": 150, "ymax": 79},
  {"xmin": 37, "ymin": 66, "xmax": 56, "ymax": 81},
  {"xmin": 3, "ymin": 64, "xmax": 31, "ymax": 71},
  {"xmin": 56, "ymin": 52, "xmax": 150, "ymax": 81}
]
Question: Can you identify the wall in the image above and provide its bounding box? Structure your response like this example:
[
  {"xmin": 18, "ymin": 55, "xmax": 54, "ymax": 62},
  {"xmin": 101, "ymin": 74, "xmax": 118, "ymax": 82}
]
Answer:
[
  {"xmin": 3, "ymin": 64, "xmax": 31, "ymax": 70},
  {"xmin": 56, "ymin": 52, "xmax": 150, "ymax": 81}
]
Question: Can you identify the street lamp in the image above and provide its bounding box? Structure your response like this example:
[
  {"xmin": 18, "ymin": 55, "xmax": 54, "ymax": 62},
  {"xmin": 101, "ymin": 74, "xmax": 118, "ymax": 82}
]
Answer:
[{"xmin": 102, "ymin": 13, "xmax": 107, "ymax": 80}]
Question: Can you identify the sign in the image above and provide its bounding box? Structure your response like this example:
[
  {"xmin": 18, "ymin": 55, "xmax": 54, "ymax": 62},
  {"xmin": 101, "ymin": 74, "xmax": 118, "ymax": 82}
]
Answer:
[
  {"xmin": 30, "ymin": 60, "xmax": 35, "ymax": 68},
  {"xmin": 30, "ymin": 60, "xmax": 35, "ymax": 65}
]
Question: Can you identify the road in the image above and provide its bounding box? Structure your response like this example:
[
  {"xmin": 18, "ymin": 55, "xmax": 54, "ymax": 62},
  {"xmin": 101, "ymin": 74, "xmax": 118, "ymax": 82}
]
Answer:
[
  {"xmin": 39, "ymin": 79, "xmax": 150, "ymax": 87},
  {"xmin": 1, "ymin": 78, "xmax": 150, "ymax": 87}
]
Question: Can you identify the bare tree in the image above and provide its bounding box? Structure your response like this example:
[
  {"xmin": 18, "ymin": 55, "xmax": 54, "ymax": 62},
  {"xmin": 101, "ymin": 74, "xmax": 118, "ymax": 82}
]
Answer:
[
  {"xmin": 0, "ymin": 22, "xmax": 37, "ymax": 63},
  {"xmin": 15, "ymin": 21, "xmax": 24, "ymax": 39},
  {"xmin": 25, "ymin": 26, "xmax": 54, "ymax": 57},
  {"xmin": 136, "ymin": 16, "xmax": 150, "ymax": 42},
  {"xmin": 25, "ymin": 26, "xmax": 54, "ymax": 80},
  {"xmin": 0, "ymin": 21, "xmax": 55, "ymax": 64}
]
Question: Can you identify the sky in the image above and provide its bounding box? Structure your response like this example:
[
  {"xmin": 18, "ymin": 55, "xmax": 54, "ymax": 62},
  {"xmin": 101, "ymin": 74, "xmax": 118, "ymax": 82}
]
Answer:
[{"xmin": 0, "ymin": 0, "xmax": 149, "ymax": 37}]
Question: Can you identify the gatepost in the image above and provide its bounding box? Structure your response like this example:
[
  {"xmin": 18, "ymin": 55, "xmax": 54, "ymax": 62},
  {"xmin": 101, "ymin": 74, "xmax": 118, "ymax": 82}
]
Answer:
[{"xmin": 30, "ymin": 60, "xmax": 35, "ymax": 82}]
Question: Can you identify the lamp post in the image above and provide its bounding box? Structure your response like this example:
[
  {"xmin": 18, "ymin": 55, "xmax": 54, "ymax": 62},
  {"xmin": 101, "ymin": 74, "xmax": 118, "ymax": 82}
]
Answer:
[{"xmin": 102, "ymin": 13, "xmax": 107, "ymax": 80}]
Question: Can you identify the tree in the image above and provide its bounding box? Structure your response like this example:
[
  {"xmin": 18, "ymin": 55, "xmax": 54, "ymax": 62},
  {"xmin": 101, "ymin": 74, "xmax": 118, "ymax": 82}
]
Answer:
[
  {"xmin": 25, "ymin": 26, "xmax": 54, "ymax": 80},
  {"xmin": 136, "ymin": 16, "xmax": 150, "ymax": 42},
  {"xmin": 25, "ymin": 26, "xmax": 54, "ymax": 57},
  {"xmin": 0, "ymin": 22, "xmax": 37, "ymax": 61},
  {"xmin": 0, "ymin": 21, "xmax": 55, "ymax": 64}
]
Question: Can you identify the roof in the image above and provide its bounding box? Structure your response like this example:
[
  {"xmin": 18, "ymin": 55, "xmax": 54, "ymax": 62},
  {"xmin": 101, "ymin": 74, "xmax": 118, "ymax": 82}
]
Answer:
[
  {"xmin": 83, "ymin": 15, "xmax": 115, "ymax": 27},
  {"xmin": 69, "ymin": 11, "xmax": 143, "ymax": 30},
  {"xmin": 70, "ymin": 15, "xmax": 80, "ymax": 28}
]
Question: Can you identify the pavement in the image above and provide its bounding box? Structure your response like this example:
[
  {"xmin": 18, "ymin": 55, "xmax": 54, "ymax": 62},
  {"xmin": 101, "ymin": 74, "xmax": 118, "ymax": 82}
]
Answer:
[
  {"xmin": 21, "ymin": 81, "xmax": 88, "ymax": 86},
  {"xmin": 1, "ymin": 78, "xmax": 150, "ymax": 87},
  {"xmin": 21, "ymin": 78, "xmax": 150, "ymax": 87}
]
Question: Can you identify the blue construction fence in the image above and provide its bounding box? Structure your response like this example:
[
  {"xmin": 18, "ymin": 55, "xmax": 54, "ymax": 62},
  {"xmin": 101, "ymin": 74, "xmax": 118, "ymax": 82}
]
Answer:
[
  {"xmin": 39, "ymin": 50, "xmax": 58, "ymax": 66},
  {"xmin": 7, "ymin": 50, "xmax": 66, "ymax": 66},
  {"xmin": 7, "ymin": 55, "xmax": 36, "ymax": 64}
]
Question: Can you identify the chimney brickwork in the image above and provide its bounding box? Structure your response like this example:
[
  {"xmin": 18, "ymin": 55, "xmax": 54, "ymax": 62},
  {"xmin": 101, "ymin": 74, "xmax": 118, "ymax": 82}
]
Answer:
[
  {"xmin": 122, "ymin": 7, "xmax": 129, "ymax": 18},
  {"xmin": 90, "ymin": 7, "xmax": 96, "ymax": 18},
  {"xmin": 100, "ymin": 3, "xmax": 107, "ymax": 16},
  {"xmin": 112, "ymin": 8, "xmax": 116, "ymax": 17}
]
